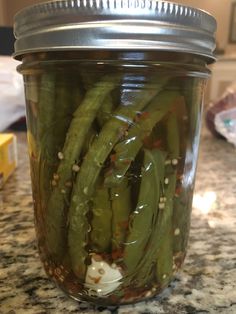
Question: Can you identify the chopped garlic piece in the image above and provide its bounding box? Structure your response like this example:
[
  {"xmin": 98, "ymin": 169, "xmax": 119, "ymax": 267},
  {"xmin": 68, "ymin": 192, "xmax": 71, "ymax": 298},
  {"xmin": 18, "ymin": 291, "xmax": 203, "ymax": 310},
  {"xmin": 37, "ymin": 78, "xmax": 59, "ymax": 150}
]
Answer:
[{"xmin": 85, "ymin": 256, "xmax": 122, "ymax": 297}]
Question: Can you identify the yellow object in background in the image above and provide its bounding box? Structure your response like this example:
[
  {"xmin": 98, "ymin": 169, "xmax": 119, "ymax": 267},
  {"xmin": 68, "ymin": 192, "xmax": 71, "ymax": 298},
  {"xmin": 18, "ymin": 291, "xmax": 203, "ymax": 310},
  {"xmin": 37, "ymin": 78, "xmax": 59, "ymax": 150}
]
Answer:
[{"xmin": 0, "ymin": 134, "xmax": 17, "ymax": 188}]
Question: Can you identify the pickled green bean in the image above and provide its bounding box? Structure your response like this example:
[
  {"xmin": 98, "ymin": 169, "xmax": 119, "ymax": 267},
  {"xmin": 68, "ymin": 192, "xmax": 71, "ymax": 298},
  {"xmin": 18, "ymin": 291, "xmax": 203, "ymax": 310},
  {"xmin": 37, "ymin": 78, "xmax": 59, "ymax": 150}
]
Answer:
[
  {"xmin": 38, "ymin": 72, "xmax": 56, "ymax": 217},
  {"xmin": 38, "ymin": 73, "xmax": 56, "ymax": 154},
  {"xmin": 130, "ymin": 112, "xmax": 179, "ymax": 287},
  {"xmin": 90, "ymin": 183, "xmax": 112, "ymax": 253},
  {"xmin": 155, "ymin": 112, "xmax": 180, "ymax": 285},
  {"xmin": 126, "ymin": 151, "xmax": 165, "ymax": 286},
  {"xmin": 172, "ymin": 79, "xmax": 202, "ymax": 264},
  {"xmin": 172, "ymin": 191, "xmax": 191, "ymax": 257},
  {"xmin": 68, "ymin": 79, "xmax": 167, "ymax": 278},
  {"xmin": 97, "ymin": 94, "xmax": 114, "ymax": 127},
  {"xmin": 155, "ymin": 170, "xmax": 177, "ymax": 285},
  {"xmin": 46, "ymin": 77, "xmax": 117, "ymax": 260},
  {"xmin": 124, "ymin": 149, "xmax": 165, "ymax": 274},
  {"xmin": 110, "ymin": 178, "xmax": 131, "ymax": 252},
  {"xmin": 104, "ymin": 90, "xmax": 180, "ymax": 187}
]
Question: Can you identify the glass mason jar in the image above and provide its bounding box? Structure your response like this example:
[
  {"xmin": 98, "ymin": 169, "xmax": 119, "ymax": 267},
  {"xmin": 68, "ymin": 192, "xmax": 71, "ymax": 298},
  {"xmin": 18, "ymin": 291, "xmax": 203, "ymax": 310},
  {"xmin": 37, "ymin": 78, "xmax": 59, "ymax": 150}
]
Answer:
[{"xmin": 14, "ymin": 0, "xmax": 216, "ymax": 306}]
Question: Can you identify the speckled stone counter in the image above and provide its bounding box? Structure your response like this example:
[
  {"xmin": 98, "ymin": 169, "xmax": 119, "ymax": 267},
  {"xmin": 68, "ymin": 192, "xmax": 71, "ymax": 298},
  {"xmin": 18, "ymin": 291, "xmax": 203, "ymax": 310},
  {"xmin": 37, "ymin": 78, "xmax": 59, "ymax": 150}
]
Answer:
[{"xmin": 1, "ymin": 129, "xmax": 236, "ymax": 314}]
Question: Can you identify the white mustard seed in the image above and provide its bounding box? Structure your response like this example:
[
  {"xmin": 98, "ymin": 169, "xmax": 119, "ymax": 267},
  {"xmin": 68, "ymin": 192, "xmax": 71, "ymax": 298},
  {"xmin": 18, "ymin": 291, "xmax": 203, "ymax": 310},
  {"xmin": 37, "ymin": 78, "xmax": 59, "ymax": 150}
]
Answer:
[
  {"xmin": 65, "ymin": 181, "xmax": 72, "ymax": 187},
  {"xmin": 51, "ymin": 180, "xmax": 57, "ymax": 187},
  {"xmin": 164, "ymin": 178, "xmax": 169, "ymax": 185},
  {"xmin": 159, "ymin": 203, "xmax": 165, "ymax": 209},
  {"xmin": 53, "ymin": 173, "xmax": 60, "ymax": 180},
  {"xmin": 174, "ymin": 228, "xmax": 180, "ymax": 236},
  {"xmin": 72, "ymin": 164, "xmax": 80, "ymax": 172},
  {"xmin": 145, "ymin": 291, "xmax": 152, "ymax": 298},
  {"xmin": 59, "ymin": 276, "xmax": 64, "ymax": 282},
  {"xmin": 172, "ymin": 159, "xmax": 178, "ymax": 166},
  {"xmin": 58, "ymin": 152, "xmax": 64, "ymax": 160}
]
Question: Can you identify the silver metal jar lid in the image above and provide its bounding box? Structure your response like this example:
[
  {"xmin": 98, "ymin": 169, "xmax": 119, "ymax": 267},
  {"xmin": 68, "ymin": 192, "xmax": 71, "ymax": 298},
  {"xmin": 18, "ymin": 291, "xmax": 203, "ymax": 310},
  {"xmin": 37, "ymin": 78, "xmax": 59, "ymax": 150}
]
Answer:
[{"xmin": 14, "ymin": 0, "xmax": 217, "ymax": 62}]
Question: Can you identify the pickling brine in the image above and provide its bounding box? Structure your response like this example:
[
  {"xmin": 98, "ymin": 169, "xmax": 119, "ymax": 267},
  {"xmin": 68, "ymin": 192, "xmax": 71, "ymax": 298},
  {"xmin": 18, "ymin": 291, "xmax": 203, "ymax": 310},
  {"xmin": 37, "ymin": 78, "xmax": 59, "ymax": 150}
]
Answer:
[{"xmin": 19, "ymin": 51, "xmax": 206, "ymax": 305}]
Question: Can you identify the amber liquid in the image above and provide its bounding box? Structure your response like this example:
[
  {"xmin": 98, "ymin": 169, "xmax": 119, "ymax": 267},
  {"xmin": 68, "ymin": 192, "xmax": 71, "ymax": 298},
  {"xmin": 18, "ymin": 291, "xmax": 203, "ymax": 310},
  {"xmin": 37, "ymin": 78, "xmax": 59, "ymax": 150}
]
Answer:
[{"xmin": 22, "ymin": 59, "xmax": 205, "ymax": 305}]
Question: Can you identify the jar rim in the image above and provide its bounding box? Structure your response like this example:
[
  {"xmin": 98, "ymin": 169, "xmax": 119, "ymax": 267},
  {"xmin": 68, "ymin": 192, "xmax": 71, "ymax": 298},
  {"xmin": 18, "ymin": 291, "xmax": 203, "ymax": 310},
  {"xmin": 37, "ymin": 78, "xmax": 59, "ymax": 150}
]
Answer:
[{"xmin": 13, "ymin": 0, "xmax": 217, "ymax": 63}]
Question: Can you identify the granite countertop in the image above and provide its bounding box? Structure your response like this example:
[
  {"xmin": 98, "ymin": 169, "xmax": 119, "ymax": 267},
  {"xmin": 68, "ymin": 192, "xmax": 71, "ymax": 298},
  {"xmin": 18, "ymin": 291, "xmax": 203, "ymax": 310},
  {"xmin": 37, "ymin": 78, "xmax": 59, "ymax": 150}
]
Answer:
[{"xmin": 1, "ymin": 129, "xmax": 236, "ymax": 314}]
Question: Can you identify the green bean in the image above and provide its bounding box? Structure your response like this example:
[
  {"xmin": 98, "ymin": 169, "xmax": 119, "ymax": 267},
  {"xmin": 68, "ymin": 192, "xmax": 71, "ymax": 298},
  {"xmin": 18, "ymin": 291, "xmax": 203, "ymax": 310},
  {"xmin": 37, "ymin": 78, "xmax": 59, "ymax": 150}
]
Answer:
[
  {"xmin": 89, "ymin": 96, "xmax": 114, "ymax": 255},
  {"xmin": 46, "ymin": 77, "xmax": 117, "ymax": 260},
  {"xmin": 110, "ymin": 178, "xmax": 131, "ymax": 252},
  {"xmin": 97, "ymin": 94, "xmax": 114, "ymax": 127},
  {"xmin": 172, "ymin": 78, "xmax": 202, "ymax": 266},
  {"xmin": 166, "ymin": 111, "xmax": 180, "ymax": 160},
  {"xmin": 182, "ymin": 78, "xmax": 203, "ymax": 139},
  {"xmin": 68, "ymin": 78, "xmax": 167, "ymax": 278},
  {"xmin": 129, "ymin": 112, "xmax": 179, "ymax": 287},
  {"xmin": 74, "ymin": 82, "xmax": 167, "ymax": 197},
  {"xmin": 132, "ymin": 166, "xmax": 176, "ymax": 287},
  {"xmin": 125, "ymin": 153, "xmax": 165, "ymax": 287},
  {"xmin": 25, "ymin": 75, "xmax": 39, "ymax": 148},
  {"xmin": 155, "ymin": 169, "xmax": 177, "ymax": 286},
  {"xmin": 104, "ymin": 90, "xmax": 180, "ymax": 187},
  {"xmin": 172, "ymin": 190, "xmax": 191, "ymax": 258},
  {"xmin": 52, "ymin": 75, "xmax": 80, "ymax": 153},
  {"xmin": 38, "ymin": 72, "xmax": 56, "ymax": 155},
  {"xmin": 123, "ymin": 149, "xmax": 165, "ymax": 275},
  {"xmin": 37, "ymin": 72, "xmax": 56, "ymax": 216},
  {"xmin": 155, "ymin": 112, "xmax": 180, "ymax": 285},
  {"xmin": 81, "ymin": 126, "xmax": 97, "ymax": 157},
  {"xmin": 90, "ymin": 183, "xmax": 112, "ymax": 253}
]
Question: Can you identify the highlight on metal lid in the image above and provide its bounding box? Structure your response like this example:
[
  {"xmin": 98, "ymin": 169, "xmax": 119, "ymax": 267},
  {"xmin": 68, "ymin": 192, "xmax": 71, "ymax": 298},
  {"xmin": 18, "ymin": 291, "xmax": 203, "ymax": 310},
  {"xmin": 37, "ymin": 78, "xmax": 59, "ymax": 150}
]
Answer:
[{"xmin": 13, "ymin": 0, "xmax": 217, "ymax": 62}]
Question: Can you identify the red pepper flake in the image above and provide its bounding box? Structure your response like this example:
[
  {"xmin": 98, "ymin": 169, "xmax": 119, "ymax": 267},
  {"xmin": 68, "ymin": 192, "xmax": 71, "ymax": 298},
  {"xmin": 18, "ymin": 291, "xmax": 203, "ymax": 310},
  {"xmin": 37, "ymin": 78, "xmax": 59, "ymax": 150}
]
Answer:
[
  {"xmin": 134, "ymin": 113, "xmax": 142, "ymax": 123},
  {"xmin": 123, "ymin": 123, "xmax": 129, "ymax": 131},
  {"xmin": 142, "ymin": 136, "xmax": 152, "ymax": 147},
  {"xmin": 122, "ymin": 159, "xmax": 131, "ymax": 165},
  {"xmin": 175, "ymin": 186, "xmax": 182, "ymax": 196},
  {"xmin": 112, "ymin": 249, "xmax": 124, "ymax": 260},
  {"xmin": 31, "ymin": 152, "xmax": 35, "ymax": 159},
  {"xmin": 152, "ymin": 139, "xmax": 162, "ymax": 148},
  {"xmin": 140, "ymin": 111, "xmax": 150, "ymax": 120},
  {"xmin": 110, "ymin": 295, "xmax": 120, "ymax": 304},
  {"xmin": 118, "ymin": 123, "xmax": 130, "ymax": 139},
  {"xmin": 118, "ymin": 220, "xmax": 129, "ymax": 229},
  {"xmin": 110, "ymin": 154, "xmax": 117, "ymax": 163},
  {"xmin": 105, "ymin": 168, "xmax": 113, "ymax": 177},
  {"xmin": 173, "ymin": 251, "xmax": 186, "ymax": 269},
  {"xmin": 123, "ymin": 288, "xmax": 145, "ymax": 301},
  {"xmin": 64, "ymin": 280, "xmax": 81, "ymax": 294}
]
